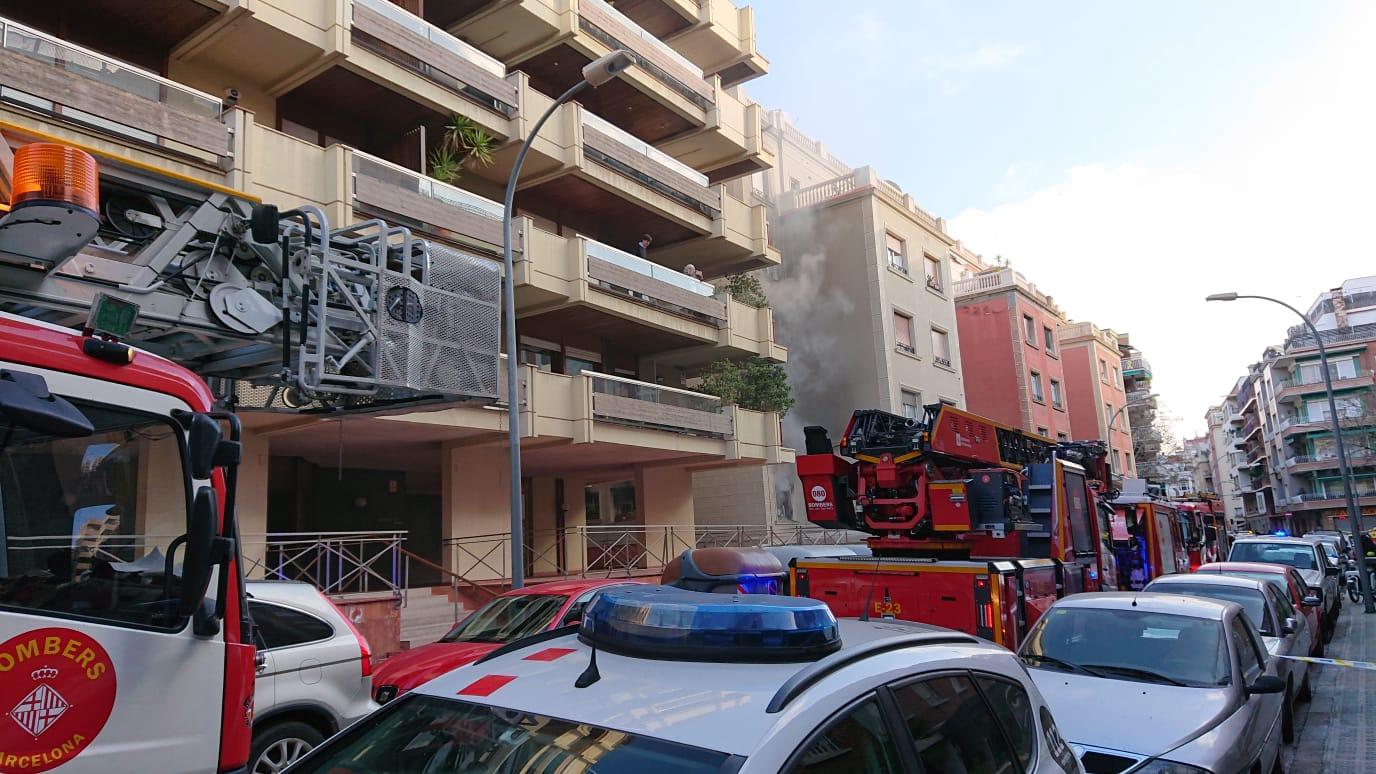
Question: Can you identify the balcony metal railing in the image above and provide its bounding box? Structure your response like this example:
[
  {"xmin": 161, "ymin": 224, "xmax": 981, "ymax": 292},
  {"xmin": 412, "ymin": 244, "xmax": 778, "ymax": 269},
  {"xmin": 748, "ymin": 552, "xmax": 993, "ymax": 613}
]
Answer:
[
  {"xmin": 350, "ymin": 0, "xmax": 518, "ymax": 115},
  {"xmin": 587, "ymin": 371, "xmax": 732, "ymax": 437},
  {"xmin": 351, "ymin": 150, "xmax": 511, "ymax": 249},
  {"xmin": 1275, "ymin": 369, "xmax": 1371, "ymax": 391},
  {"xmin": 577, "ymin": 0, "xmax": 713, "ymax": 108},
  {"xmin": 0, "ymin": 17, "xmax": 230, "ymax": 162},
  {"xmin": 584, "ymin": 238, "xmax": 727, "ymax": 323},
  {"xmin": 1285, "ymin": 321, "xmax": 1376, "ymax": 352},
  {"xmin": 448, "ymin": 523, "xmax": 868, "ymax": 581}
]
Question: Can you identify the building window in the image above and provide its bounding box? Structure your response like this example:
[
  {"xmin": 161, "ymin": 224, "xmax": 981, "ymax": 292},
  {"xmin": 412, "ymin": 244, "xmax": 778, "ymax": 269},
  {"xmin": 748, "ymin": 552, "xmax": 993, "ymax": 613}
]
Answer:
[
  {"xmin": 1037, "ymin": 426, "xmax": 1049, "ymax": 437},
  {"xmin": 1057, "ymin": 432, "xmax": 1068, "ymax": 442},
  {"xmin": 901, "ymin": 389, "xmax": 921, "ymax": 419},
  {"xmin": 1050, "ymin": 378, "xmax": 1063, "ymax": 409},
  {"xmin": 1114, "ymin": 450, "xmax": 1122, "ymax": 470},
  {"xmin": 1099, "ymin": 358, "xmax": 1108, "ymax": 382},
  {"xmin": 1104, "ymin": 402, "xmax": 1114, "ymax": 429},
  {"xmin": 1023, "ymin": 315, "xmax": 1037, "ymax": 345},
  {"xmin": 894, "ymin": 311, "xmax": 915, "ymax": 354},
  {"xmin": 924, "ymin": 254, "xmax": 942, "ymax": 292},
  {"xmin": 931, "ymin": 327, "xmax": 952, "ymax": 368},
  {"xmin": 1043, "ymin": 326, "xmax": 1056, "ymax": 354},
  {"xmin": 1030, "ymin": 370, "xmax": 1044, "ymax": 403},
  {"xmin": 1124, "ymin": 452, "xmax": 1132, "ymax": 471},
  {"xmin": 1112, "ymin": 366, "xmax": 1120, "ymax": 387},
  {"xmin": 886, "ymin": 232, "xmax": 908, "ymax": 273}
]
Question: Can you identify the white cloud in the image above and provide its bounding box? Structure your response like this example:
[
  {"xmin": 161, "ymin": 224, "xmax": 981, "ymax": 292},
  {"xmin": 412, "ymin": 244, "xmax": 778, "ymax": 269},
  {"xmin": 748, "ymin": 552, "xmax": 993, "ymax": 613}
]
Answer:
[
  {"xmin": 950, "ymin": 3, "xmax": 1376, "ymax": 439},
  {"xmin": 918, "ymin": 43, "xmax": 1029, "ymax": 93}
]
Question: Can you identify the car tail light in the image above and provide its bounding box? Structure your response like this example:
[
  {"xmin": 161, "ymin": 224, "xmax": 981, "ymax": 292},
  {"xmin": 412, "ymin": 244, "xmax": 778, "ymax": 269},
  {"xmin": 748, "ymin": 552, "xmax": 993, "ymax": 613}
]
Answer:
[{"xmin": 322, "ymin": 593, "xmax": 373, "ymax": 677}]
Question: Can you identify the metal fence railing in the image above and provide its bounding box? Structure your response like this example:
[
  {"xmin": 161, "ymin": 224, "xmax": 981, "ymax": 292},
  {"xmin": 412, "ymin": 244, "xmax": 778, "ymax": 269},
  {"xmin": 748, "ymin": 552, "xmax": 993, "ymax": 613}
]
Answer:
[
  {"xmin": 447, "ymin": 523, "xmax": 868, "ymax": 581},
  {"xmin": 241, "ymin": 531, "xmax": 408, "ymax": 601}
]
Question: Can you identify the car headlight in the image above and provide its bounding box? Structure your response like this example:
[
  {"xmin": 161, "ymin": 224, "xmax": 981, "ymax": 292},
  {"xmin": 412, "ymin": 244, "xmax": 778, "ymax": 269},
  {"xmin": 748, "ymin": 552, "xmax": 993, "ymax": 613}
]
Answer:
[{"xmin": 1133, "ymin": 760, "xmax": 1212, "ymax": 774}]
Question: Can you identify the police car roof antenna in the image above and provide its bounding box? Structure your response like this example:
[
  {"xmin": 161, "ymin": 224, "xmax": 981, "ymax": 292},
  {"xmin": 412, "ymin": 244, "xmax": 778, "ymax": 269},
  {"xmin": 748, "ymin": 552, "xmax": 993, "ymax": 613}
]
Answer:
[{"xmin": 574, "ymin": 618, "xmax": 601, "ymax": 688}]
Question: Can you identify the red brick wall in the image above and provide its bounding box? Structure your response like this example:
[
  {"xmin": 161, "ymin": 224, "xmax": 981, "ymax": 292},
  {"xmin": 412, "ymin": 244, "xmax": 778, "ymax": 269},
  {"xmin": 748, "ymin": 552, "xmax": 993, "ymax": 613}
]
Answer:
[{"xmin": 1061, "ymin": 343, "xmax": 1101, "ymax": 440}]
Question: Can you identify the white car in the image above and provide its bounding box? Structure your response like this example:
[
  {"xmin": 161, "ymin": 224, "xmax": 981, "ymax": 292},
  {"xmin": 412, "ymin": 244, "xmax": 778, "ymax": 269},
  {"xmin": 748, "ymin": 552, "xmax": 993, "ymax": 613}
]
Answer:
[
  {"xmin": 246, "ymin": 581, "xmax": 377, "ymax": 773},
  {"xmin": 284, "ymin": 586, "xmax": 1085, "ymax": 773}
]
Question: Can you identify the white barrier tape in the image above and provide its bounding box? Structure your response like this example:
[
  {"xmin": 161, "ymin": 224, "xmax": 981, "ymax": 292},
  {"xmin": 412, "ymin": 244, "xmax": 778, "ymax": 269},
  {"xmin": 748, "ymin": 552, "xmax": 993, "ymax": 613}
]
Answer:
[{"xmin": 1275, "ymin": 654, "xmax": 1376, "ymax": 671}]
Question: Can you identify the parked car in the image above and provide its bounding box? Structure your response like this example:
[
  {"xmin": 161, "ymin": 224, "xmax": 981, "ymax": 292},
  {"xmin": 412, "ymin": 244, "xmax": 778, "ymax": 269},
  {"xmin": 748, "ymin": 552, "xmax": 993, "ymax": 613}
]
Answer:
[
  {"xmin": 1021, "ymin": 592, "xmax": 1285, "ymax": 774},
  {"xmin": 1229, "ymin": 535, "xmax": 1341, "ymax": 640},
  {"xmin": 371, "ymin": 578, "xmax": 644, "ymax": 703},
  {"xmin": 1196, "ymin": 561, "xmax": 1326, "ymax": 656},
  {"xmin": 1305, "ymin": 530, "xmax": 1351, "ymax": 559},
  {"xmin": 1144, "ymin": 573, "xmax": 1312, "ymax": 742},
  {"xmin": 245, "ymin": 580, "xmax": 376, "ymax": 774},
  {"xmin": 284, "ymin": 587, "xmax": 1086, "ymax": 773}
]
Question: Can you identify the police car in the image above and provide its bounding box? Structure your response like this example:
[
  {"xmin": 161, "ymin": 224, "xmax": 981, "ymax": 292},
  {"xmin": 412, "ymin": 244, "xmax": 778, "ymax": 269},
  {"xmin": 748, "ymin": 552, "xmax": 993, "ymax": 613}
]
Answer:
[{"xmin": 285, "ymin": 586, "xmax": 1084, "ymax": 773}]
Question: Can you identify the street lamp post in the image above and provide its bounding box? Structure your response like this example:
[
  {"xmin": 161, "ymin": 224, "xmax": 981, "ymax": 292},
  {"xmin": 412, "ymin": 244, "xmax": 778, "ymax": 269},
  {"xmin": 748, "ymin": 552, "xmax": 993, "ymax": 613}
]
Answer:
[
  {"xmin": 1206, "ymin": 292, "xmax": 1375, "ymax": 613},
  {"xmin": 501, "ymin": 50, "xmax": 634, "ymax": 589}
]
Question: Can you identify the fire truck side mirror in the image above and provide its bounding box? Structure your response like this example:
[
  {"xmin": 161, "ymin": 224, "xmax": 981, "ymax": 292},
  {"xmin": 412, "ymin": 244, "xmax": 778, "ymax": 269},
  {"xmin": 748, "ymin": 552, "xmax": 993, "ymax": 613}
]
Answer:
[
  {"xmin": 187, "ymin": 412, "xmax": 223, "ymax": 480},
  {"xmin": 180, "ymin": 485, "xmax": 218, "ymax": 618},
  {"xmin": 249, "ymin": 203, "xmax": 280, "ymax": 245}
]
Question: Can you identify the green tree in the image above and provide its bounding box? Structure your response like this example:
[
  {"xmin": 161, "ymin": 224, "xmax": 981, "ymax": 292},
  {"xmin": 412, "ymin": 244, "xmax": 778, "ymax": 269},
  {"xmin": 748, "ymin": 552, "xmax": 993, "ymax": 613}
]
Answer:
[
  {"xmin": 724, "ymin": 273, "xmax": 768, "ymax": 308},
  {"xmin": 697, "ymin": 357, "xmax": 794, "ymax": 415}
]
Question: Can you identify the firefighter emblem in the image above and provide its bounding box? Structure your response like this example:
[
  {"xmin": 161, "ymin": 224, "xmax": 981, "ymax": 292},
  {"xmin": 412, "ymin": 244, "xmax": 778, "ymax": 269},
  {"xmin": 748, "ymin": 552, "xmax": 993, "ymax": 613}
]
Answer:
[{"xmin": 0, "ymin": 628, "xmax": 117, "ymax": 773}]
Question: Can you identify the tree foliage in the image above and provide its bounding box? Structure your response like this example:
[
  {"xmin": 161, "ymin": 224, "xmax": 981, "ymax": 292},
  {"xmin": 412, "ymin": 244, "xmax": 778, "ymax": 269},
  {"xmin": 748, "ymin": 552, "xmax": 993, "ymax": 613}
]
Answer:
[
  {"xmin": 697, "ymin": 357, "xmax": 794, "ymax": 415},
  {"xmin": 725, "ymin": 273, "xmax": 768, "ymax": 308}
]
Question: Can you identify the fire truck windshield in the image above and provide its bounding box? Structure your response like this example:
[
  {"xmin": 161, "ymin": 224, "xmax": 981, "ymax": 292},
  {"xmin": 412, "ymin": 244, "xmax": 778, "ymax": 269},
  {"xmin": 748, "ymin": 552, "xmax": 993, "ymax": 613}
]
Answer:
[{"xmin": 0, "ymin": 399, "xmax": 192, "ymax": 631}]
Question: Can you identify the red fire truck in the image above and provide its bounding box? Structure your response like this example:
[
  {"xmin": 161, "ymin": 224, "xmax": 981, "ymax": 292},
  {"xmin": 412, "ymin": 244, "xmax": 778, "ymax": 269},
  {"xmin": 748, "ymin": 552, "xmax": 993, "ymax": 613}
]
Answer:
[
  {"xmin": 1173, "ymin": 497, "xmax": 1229, "ymax": 570},
  {"xmin": 0, "ymin": 144, "xmax": 256, "ymax": 772},
  {"xmin": 793, "ymin": 405, "xmax": 1115, "ymax": 649}
]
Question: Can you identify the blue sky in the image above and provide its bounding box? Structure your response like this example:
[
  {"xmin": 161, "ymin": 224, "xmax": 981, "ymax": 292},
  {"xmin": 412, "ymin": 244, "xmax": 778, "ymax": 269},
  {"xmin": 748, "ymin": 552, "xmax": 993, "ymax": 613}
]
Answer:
[{"xmin": 746, "ymin": 1, "xmax": 1373, "ymax": 439}]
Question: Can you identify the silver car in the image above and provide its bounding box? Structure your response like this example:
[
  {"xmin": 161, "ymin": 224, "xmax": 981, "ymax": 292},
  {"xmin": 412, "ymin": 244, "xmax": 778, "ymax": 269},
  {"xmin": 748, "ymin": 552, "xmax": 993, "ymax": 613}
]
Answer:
[
  {"xmin": 1020, "ymin": 593, "xmax": 1284, "ymax": 774},
  {"xmin": 1145, "ymin": 573, "xmax": 1312, "ymax": 743},
  {"xmin": 247, "ymin": 581, "xmax": 378, "ymax": 773},
  {"xmin": 1229, "ymin": 536, "xmax": 1341, "ymax": 640}
]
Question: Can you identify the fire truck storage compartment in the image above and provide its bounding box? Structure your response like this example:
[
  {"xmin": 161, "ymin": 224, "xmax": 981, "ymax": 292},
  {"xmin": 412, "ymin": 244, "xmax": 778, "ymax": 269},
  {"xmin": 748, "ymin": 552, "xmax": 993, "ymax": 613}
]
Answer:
[{"xmin": 791, "ymin": 556, "xmax": 1063, "ymax": 649}]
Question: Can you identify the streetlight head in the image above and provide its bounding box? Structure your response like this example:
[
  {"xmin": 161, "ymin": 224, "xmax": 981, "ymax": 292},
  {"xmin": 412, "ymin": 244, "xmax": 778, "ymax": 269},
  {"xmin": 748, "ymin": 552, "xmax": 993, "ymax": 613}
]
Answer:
[
  {"xmin": 1206, "ymin": 292, "xmax": 1239, "ymax": 302},
  {"xmin": 583, "ymin": 50, "xmax": 635, "ymax": 87}
]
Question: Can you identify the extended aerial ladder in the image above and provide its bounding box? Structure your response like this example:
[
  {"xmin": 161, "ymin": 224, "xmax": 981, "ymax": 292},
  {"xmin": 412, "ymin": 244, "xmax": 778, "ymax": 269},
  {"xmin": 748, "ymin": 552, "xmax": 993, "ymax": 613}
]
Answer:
[{"xmin": 0, "ymin": 147, "xmax": 501, "ymax": 413}]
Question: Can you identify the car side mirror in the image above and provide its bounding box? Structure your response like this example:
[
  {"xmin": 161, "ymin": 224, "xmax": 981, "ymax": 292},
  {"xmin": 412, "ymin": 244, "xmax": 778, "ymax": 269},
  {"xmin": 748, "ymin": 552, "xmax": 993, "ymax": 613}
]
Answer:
[
  {"xmin": 179, "ymin": 485, "xmax": 219, "ymax": 619},
  {"xmin": 1247, "ymin": 675, "xmax": 1286, "ymax": 695},
  {"xmin": 1283, "ymin": 617, "xmax": 1297, "ymax": 635},
  {"xmin": 1303, "ymin": 593, "xmax": 1322, "ymax": 607}
]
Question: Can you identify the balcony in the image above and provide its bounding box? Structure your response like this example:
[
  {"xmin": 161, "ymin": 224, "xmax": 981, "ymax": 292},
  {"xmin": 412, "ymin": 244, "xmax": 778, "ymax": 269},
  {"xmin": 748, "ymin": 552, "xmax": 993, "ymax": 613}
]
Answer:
[
  {"xmin": 349, "ymin": 0, "xmax": 519, "ymax": 117},
  {"xmin": 1286, "ymin": 491, "xmax": 1376, "ymax": 511},
  {"xmin": 1275, "ymin": 370, "xmax": 1374, "ymax": 402},
  {"xmin": 350, "ymin": 149, "xmax": 511, "ymax": 255},
  {"xmin": 581, "ymin": 109, "xmax": 718, "ymax": 216},
  {"xmin": 610, "ymin": 0, "xmax": 768, "ymax": 86},
  {"xmin": 437, "ymin": 0, "xmax": 754, "ymax": 159},
  {"xmin": 0, "ymin": 17, "xmax": 231, "ymax": 169}
]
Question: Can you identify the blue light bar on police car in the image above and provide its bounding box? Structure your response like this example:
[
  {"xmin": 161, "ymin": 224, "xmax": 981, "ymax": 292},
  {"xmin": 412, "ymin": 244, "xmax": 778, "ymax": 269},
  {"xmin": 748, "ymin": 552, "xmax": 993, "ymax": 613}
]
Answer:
[{"xmin": 581, "ymin": 587, "xmax": 841, "ymax": 662}]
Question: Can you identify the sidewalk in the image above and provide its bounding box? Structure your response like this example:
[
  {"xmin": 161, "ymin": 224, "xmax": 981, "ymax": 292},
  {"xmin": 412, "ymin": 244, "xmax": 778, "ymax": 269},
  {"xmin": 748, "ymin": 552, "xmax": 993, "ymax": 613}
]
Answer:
[{"xmin": 1284, "ymin": 601, "xmax": 1376, "ymax": 771}]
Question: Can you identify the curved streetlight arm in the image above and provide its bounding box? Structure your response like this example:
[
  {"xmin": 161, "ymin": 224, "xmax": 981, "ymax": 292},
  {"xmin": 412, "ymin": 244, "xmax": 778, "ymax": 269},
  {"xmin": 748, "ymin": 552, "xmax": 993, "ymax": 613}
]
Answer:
[{"xmin": 1207, "ymin": 292, "xmax": 1375, "ymax": 612}]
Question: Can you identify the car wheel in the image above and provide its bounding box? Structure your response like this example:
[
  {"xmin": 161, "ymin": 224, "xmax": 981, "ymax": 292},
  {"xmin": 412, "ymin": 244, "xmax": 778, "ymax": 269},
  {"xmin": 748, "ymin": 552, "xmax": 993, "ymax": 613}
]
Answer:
[
  {"xmin": 251, "ymin": 721, "xmax": 324, "ymax": 774},
  {"xmin": 1312, "ymin": 636, "xmax": 1324, "ymax": 658},
  {"xmin": 1322, "ymin": 618, "xmax": 1335, "ymax": 644},
  {"xmin": 1272, "ymin": 751, "xmax": 1285, "ymax": 774},
  {"xmin": 1281, "ymin": 686, "xmax": 1295, "ymax": 744},
  {"xmin": 1298, "ymin": 669, "xmax": 1312, "ymax": 702}
]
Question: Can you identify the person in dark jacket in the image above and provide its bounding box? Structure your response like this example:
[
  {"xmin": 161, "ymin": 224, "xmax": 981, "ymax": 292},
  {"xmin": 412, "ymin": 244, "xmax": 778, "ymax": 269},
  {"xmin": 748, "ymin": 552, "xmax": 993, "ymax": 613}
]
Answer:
[{"xmin": 635, "ymin": 234, "xmax": 652, "ymax": 258}]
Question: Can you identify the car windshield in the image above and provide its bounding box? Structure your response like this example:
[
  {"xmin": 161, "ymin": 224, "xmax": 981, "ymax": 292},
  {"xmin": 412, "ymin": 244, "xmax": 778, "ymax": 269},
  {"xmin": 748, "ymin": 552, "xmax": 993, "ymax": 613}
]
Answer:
[
  {"xmin": 1022, "ymin": 607, "xmax": 1230, "ymax": 688},
  {"xmin": 1147, "ymin": 583, "xmax": 1272, "ymax": 636},
  {"xmin": 440, "ymin": 593, "xmax": 569, "ymax": 643},
  {"xmin": 294, "ymin": 694, "xmax": 731, "ymax": 774},
  {"xmin": 1317, "ymin": 543, "xmax": 1339, "ymax": 562},
  {"xmin": 1229, "ymin": 542, "xmax": 1317, "ymax": 570}
]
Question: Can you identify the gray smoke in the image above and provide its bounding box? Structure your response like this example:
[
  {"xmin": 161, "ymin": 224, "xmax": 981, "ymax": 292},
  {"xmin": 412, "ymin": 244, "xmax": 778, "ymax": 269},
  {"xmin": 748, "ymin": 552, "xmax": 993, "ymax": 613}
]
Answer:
[{"xmin": 763, "ymin": 207, "xmax": 856, "ymax": 450}]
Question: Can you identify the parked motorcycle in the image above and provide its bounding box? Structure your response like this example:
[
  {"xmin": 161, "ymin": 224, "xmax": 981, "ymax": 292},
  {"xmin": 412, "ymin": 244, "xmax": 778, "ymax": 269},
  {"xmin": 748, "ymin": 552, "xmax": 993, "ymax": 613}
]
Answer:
[{"xmin": 1347, "ymin": 558, "xmax": 1376, "ymax": 603}]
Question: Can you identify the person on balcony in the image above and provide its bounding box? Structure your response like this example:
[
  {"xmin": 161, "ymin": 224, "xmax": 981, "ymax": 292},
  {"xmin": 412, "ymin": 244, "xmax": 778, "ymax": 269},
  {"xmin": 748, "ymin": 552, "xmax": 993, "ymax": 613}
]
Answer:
[
  {"xmin": 635, "ymin": 233, "xmax": 653, "ymax": 258},
  {"xmin": 682, "ymin": 263, "xmax": 704, "ymax": 281}
]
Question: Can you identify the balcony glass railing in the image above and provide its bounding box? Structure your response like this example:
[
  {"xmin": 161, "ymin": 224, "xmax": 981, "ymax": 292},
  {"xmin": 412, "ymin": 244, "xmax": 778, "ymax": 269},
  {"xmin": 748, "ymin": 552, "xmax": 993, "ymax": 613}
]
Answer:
[
  {"xmin": 586, "ymin": 239, "xmax": 715, "ymax": 297},
  {"xmin": 353, "ymin": 0, "xmax": 505, "ymax": 78},
  {"xmin": 587, "ymin": 371, "xmax": 731, "ymax": 437},
  {"xmin": 0, "ymin": 18, "xmax": 226, "ymax": 157},
  {"xmin": 582, "ymin": 110, "xmax": 709, "ymax": 186},
  {"xmin": 581, "ymin": 0, "xmax": 705, "ymax": 80},
  {"xmin": 1277, "ymin": 368, "xmax": 1370, "ymax": 390},
  {"xmin": 353, "ymin": 151, "xmax": 504, "ymax": 221}
]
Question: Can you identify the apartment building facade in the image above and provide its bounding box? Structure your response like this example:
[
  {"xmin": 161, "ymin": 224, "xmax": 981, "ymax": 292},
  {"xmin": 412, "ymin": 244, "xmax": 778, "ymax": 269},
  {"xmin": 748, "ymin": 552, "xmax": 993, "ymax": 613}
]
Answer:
[
  {"xmin": 0, "ymin": 0, "xmax": 791, "ymax": 583},
  {"xmin": 1058, "ymin": 321, "xmax": 1136, "ymax": 477},
  {"xmin": 953, "ymin": 268, "xmax": 1070, "ymax": 439},
  {"xmin": 1204, "ymin": 402, "xmax": 1248, "ymax": 529}
]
